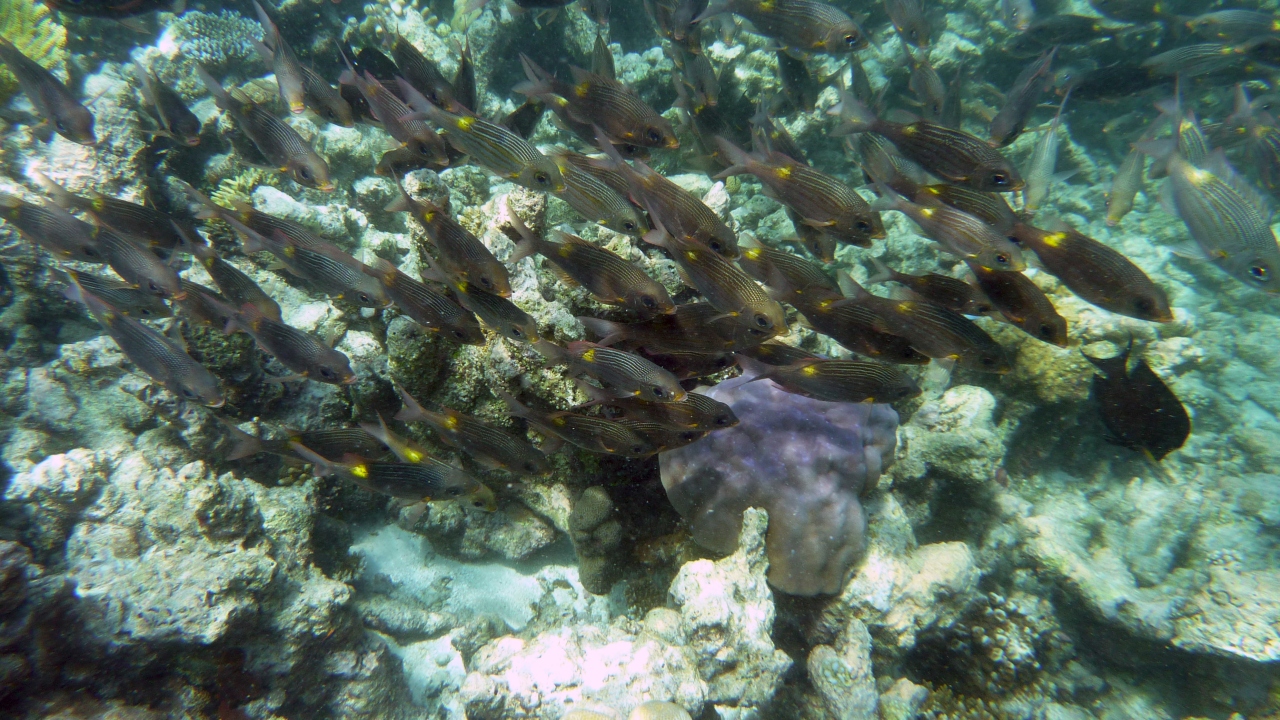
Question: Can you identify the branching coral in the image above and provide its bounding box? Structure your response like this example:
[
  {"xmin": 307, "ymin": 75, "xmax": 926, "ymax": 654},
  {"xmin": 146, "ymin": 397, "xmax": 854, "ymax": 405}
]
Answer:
[
  {"xmin": 0, "ymin": 0, "xmax": 66, "ymax": 102},
  {"xmin": 158, "ymin": 10, "xmax": 261, "ymax": 74}
]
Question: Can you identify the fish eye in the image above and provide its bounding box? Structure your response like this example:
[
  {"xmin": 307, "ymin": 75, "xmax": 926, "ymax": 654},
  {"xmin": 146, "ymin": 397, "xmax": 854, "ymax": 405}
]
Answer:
[
  {"xmin": 181, "ymin": 388, "xmax": 198, "ymax": 399},
  {"xmin": 856, "ymin": 221, "xmax": 872, "ymax": 232},
  {"xmin": 641, "ymin": 296, "xmax": 656, "ymax": 308},
  {"xmin": 716, "ymin": 416, "xmax": 730, "ymax": 426},
  {"xmin": 510, "ymin": 326, "xmax": 524, "ymax": 338},
  {"xmin": 358, "ymin": 292, "xmax": 373, "ymax": 304},
  {"xmin": 980, "ymin": 356, "xmax": 996, "ymax": 367},
  {"xmin": 632, "ymin": 444, "xmax": 646, "ymax": 454},
  {"xmin": 708, "ymin": 240, "xmax": 723, "ymax": 253},
  {"xmin": 320, "ymin": 367, "xmax": 336, "ymax": 380},
  {"xmin": 651, "ymin": 386, "xmax": 667, "ymax": 398},
  {"xmin": 995, "ymin": 253, "xmax": 1011, "ymax": 266},
  {"xmin": 472, "ymin": 498, "xmax": 487, "ymax": 508},
  {"xmin": 1134, "ymin": 298, "xmax": 1153, "ymax": 314},
  {"xmin": 452, "ymin": 329, "xmax": 468, "ymax": 340},
  {"xmin": 479, "ymin": 276, "xmax": 494, "ymax": 289},
  {"xmin": 991, "ymin": 173, "xmax": 1009, "ymax": 186},
  {"xmin": 56, "ymin": 120, "xmax": 67, "ymax": 132},
  {"xmin": 446, "ymin": 487, "xmax": 463, "ymax": 497},
  {"xmin": 1038, "ymin": 324, "xmax": 1056, "ymax": 339},
  {"xmin": 524, "ymin": 461, "xmax": 539, "ymax": 472},
  {"xmin": 647, "ymin": 128, "xmax": 663, "ymax": 144},
  {"xmin": 1250, "ymin": 264, "xmax": 1271, "ymax": 282},
  {"xmin": 754, "ymin": 314, "xmax": 771, "ymax": 328},
  {"xmin": 534, "ymin": 172, "xmax": 549, "ymax": 186},
  {"xmin": 298, "ymin": 167, "xmax": 313, "ymax": 181},
  {"xmin": 624, "ymin": 221, "xmax": 637, "ymax": 231},
  {"xmin": 844, "ymin": 33, "xmax": 858, "ymax": 46}
]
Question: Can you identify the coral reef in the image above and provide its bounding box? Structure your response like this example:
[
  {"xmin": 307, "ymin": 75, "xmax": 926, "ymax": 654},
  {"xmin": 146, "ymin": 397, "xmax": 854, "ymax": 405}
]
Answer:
[
  {"xmin": 569, "ymin": 486, "xmax": 622, "ymax": 595},
  {"xmin": 660, "ymin": 374, "xmax": 898, "ymax": 596}
]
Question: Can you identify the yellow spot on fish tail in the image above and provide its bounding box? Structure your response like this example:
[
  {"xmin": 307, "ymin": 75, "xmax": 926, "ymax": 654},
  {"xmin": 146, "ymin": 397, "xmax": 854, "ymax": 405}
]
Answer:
[
  {"xmin": 744, "ymin": 248, "xmax": 762, "ymax": 260},
  {"xmin": 424, "ymin": 210, "xmax": 436, "ymax": 221},
  {"xmin": 903, "ymin": 125, "xmax": 918, "ymax": 136},
  {"xmin": 456, "ymin": 116, "xmax": 475, "ymax": 131},
  {"xmin": 575, "ymin": 82, "xmax": 591, "ymax": 98},
  {"xmin": 552, "ymin": 417, "xmax": 566, "ymax": 427},
  {"xmin": 1213, "ymin": 249, "xmax": 1229, "ymax": 259},
  {"xmin": 684, "ymin": 250, "xmax": 700, "ymax": 261},
  {"xmin": 801, "ymin": 365, "xmax": 819, "ymax": 376},
  {"xmin": 919, "ymin": 207, "xmax": 935, "ymax": 219},
  {"xmin": 582, "ymin": 348, "xmax": 597, "ymax": 362},
  {"xmin": 91, "ymin": 198, "xmax": 105, "ymax": 212},
  {"xmin": 443, "ymin": 416, "xmax": 459, "ymax": 429},
  {"xmin": 1044, "ymin": 232, "xmax": 1066, "ymax": 247},
  {"xmin": 284, "ymin": 246, "xmax": 296, "ymax": 258},
  {"xmin": 897, "ymin": 301, "xmax": 916, "ymax": 312},
  {"xmin": 405, "ymin": 449, "xmax": 424, "ymax": 462},
  {"xmin": 775, "ymin": 166, "xmax": 792, "ymax": 179},
  {"xmin": 351, "ymin": 464, "xmax": 370, "ymax": 479}
]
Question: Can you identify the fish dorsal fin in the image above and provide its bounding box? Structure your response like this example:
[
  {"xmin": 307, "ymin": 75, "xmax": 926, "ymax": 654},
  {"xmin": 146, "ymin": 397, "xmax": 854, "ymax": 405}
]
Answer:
[{"xmin": 1204, "ymin": 149, "xmax": 1274, "ymax": 222}]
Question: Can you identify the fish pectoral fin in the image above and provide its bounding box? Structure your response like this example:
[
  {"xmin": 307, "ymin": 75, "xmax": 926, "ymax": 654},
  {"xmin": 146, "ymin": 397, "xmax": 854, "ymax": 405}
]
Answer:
[{"xmin": 1168, "ymin": 240, "xmax": 1209, "ymax": 260}]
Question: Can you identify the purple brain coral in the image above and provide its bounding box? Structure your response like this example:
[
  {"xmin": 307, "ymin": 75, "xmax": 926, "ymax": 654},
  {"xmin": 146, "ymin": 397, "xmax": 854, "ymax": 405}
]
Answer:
[{"xmin": 659, "ymin": 372, "xmax": 898, "ymax": 596}]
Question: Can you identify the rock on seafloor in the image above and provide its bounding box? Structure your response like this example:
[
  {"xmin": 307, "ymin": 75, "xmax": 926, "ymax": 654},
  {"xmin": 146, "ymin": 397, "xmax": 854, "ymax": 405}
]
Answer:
[
  {"xmin": 659, "ymin": 374, "xmax": 898, "ymax": 596},
  {"xmin": 457, "ymin": 508, "xmax": 791, "ymax": 719}
]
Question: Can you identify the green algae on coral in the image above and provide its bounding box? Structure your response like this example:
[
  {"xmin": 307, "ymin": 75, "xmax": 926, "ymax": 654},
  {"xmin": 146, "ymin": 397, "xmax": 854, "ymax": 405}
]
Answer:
[{"xmin": 0, "ymin": 0, "xmax": 66, "ymax": 102}]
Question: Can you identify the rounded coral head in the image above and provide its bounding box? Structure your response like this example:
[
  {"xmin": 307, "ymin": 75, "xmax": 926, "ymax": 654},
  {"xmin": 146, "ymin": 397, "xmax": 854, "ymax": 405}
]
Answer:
[{"xmin": 658, "ymin": 374, "xmax": 899, "ymax": 596}]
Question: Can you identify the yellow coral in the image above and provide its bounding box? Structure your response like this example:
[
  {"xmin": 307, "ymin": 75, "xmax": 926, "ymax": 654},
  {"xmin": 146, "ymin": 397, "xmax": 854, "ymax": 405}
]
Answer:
[
  {"xmin": 210, "ymin": 168, "xmax": 278, "ymax": 209},
  {"xmin": 0, "ymin": 0, "xmax": 67, "ymax": 102}
]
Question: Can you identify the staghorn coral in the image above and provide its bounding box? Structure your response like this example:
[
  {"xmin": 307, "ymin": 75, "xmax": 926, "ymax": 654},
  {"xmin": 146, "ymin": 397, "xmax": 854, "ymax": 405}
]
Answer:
[
  {"xmin": 155, "ymin": 10, "xmax": 261, "ymax": 79},
  {"xmin": 659, "ymin": 373, "xmax": 898, "ymax": 596},
  {"xmin": 0, "ymin": 0, "xmax": 66, "ymax": 102}
]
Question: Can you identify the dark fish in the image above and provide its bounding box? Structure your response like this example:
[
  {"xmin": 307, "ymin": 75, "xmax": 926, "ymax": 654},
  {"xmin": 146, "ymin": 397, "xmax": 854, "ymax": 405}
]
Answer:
[
  {"xmin": 886, "ymin": 0, "xmax": 930, "ymax": 47},
  {"xmin": 695, "ymin": 0, "xmax": 867, "ymax": 53},
  {"xmin": 502, "ymin": 100, "xmax": 545, "ymax": 140},
  {"xmin": 95, "ymin": 229, "xmax": 184, "ymax": 300},
  {"xmin": 596, "ymin": 139, "xmax": 738, "ymax": 257},
  {"xmin": 789, "ymin": 288, "xmax": 930, "ymax": 365},
  {"xmin": 547, "ymin": 149, "xmax": 647, "ymax": 236},
  {"xmin": 369, "ymin": 258, "xmax": 484, "ymax": 344},
  {"xmin": 989, "ymin": 48, "xmax": 1055, "ymax": 147},
  {"xmin": 62, "ymin": 269, "xmax": 171, "ymax": 319},
  {"xmin": 0, "ymin": 37, "xmax": 95, "ymax": 144},
  {"xmin": 437, "ymin": 270, "xmax": 539, "ymax": 343},
  {"xmin": 1105, "ymin": 146, "xmax": 1145, "ymax": 226},
  {"xmin": 358, "ymin": 416, "xmax": 497, "ymax": 511},
  {"xmin": 340, "ymin": 46, "xmax": 398, "ymax": 122},
  {"xmin": 903, "ymin": 44, "xmax": 945, "ymax": 122},
  {"xmin": 833, "ymin": 92, "xmax": 1023, "ymax": 192},
  {"xmin": 1011, "ymin": 222, "xmax": 1173, "ymax": 322},
  {"xmin": 677, "ymin": 48, "xmax": 722, "ymax": 112},
  {"xmin": 345, "ymin": 69, "xmax": 450, "ymax": 168},
  {"xmin": 500, "ymin": 391, "xmax": 655, "ymax": 457},
  {"xmin": 612, "ymin": 419, "xmax": 706, "ymax": 452},
  {"xmin": 174, "ymin": 280, "xmax": 238, "ymax": 329},
  {"xmin": 868, "ymin": 258, "xmax": 993, "ymax": 316},
  {"xmin": 1185, "ymin": 10, "xmax": 1280, "ymax": 43},
  {"xmin": 376, "ymin": 145, "xmax": 450, "ymax": 176},
  {"xmin": 43, "ymin": 0, "xmax": 176, "ymax": 15},
  {"xmin": 508, "ymin": 216, "xmax": 673, "ymax": 317},
  {"xmin": 578, "ymin": 302, "xmax": 776, "ymax": 353},
  {"xmin": 252, "ymin": 0, "xmax": 308, "ymax": 115},
  {"xmin": 736, "ymin": 235, "xmax": 838, "ymax": 305},
  {"xmin": 68, "ymin": 280, "xmax": 222, "ymax": 406},
  {"xmin": 1142, "ymin": 43, "xmax": 1246, "ymax": 78},
  {"xmin": 391, "ymin": 34, "xmax": 458, "ymax": 111},
  {"xmin": 1065, "ymin": 62, "xmax": 1167, "ymax": 102},
  {"xmin": 0, "ymin": 194, "xmax": 104, "ymax": 263},
  {"xmin": 636, "ymin": 349, "xmax": 735, "ymax": 379},
  {"xmin": 536, "ymin": 340, "xmax": 686, "ymax": 402},
  {"xmin": 452, "ymin": 40, "xmax": 477, "ymax": 113},
  {"xmin": 964, "ymin": 262, "xmax": 1068, "ymax": 346},
  {"xmin": 647, "ymin": 228, "xmax": 786, "ymax": 333},
  {"xmin": 739, "ymin": 341, "xmax": 819, "ymax": 367},
  {"xmin": 715, "ymin": 137, "xmax": 884, "ymax": 247},
  {"xmin": 177, "ymin": 226, "xmax": 282, "ymax": 322},
  {"xmin": 186, "ymin": 186, "xmax": 329, "ymax": 252},
  {"xmin": 1008, "ymin": 14, "xmax": 1113, "ymax": 56},
  {"xmin": 517, "ymin": 55, "xmax": 679, "ymax": 149},
  {"xmin": 34, "ymin": 171, "xmax": 186, "ymax": 251},
  {"xmin": 743, "ymin": 356, "xmax": 922, "ymax": 403},
  {"xmin": 593, "ymin": 33, "xmax": 616, "ymax": 80},
  {"xmin": 217, "ymin": 419, "xmax": 390, "ymax": 462},
  {"xmin": 403, "ymin": 83, "xmax": 565, "ymax": 193},
  {"xmin": 1083, "ymin": 341, "xmax": 1189, "ymax": 461},
  {"xmin": 873, "ymin": 187, "xmax": 1026, "ymax": 271},
  {"xmin": 1158, "ymin": 151, "xmax": 1280, "ymax": 293},
  {"xmin": 292, "ymin": 441, "xmax": 493, "ymax": 508},
  {"xmin": 1089, "ymin": 0, "xmax": 1164, "ymax": 23},
  {"xmin": 912, "ymin": 184, "xmax": 1017, "ymax": 234},
  {"xmin": 395, "ymin": 386, "xmax": 552, "ymax": 475},
  {"xmin": 1021, "ymin": 92, "xmax": 1069, "ymax": 213},
  {"xmin": 197, "ymin": 66, "xmax": 333, "ymax": 191},
  {"xmin": 387, "ymin": 183, "xmax": 511, "ymax": 297},
  {"xmin": 858, "ymin": 132, "xmax": 928, "ymax": 197},
  {"xmin": 669, "ymin": 0, "xmax": 708, "ymax": 41},
  {"xmin": 839, "ymin": 272, "xmax": 1012, "ymax": 373},
  {"xmin": 297, "ymin": 64, "xmax": 355, "ymax": 128},
  {"xmin": 560, "ymin": 147, "xmax": 633, "ymax": 197},
  {"xmin": 230, "ymin": 303, "xmax": 357, "ymax": 385},
  {"xmin": 134, "ymin": 62, "xmax": 201, "ymax": 146}
]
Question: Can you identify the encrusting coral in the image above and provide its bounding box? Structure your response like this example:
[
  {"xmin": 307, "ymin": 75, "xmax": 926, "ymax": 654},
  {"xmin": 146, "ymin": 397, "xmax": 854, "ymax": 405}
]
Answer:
[
  {"xmin": 0, "ymin": 0, "xmax": 66, "ymax": 102},
  {"xmin": 659, "ymin": 372, "xmax": 898, "ymax": 596}
]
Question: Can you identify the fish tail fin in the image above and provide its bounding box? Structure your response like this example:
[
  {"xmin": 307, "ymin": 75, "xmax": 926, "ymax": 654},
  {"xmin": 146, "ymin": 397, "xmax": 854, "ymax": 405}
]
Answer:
[
  {"xmin": 515, "ymin": 53, "xmax": 555, "ymax": 97},
  {"xmin": 711, "ymin": 136, "xmax": 754, "ymax": 180},
  {"xmin": 497, "ymin": 390, "xmax": 531, "ymax": 419},
  {"xmin": 195, "ymin": 65, "xmax": 232, "ymax": 108},
  {"xmin": 577, "ymin": 316, "xmax": 625, "ymax": 346},
  {"xmin": 692, "ymin": 0, "xmax": 733, "ymax": 23},
  {"xmin": 571, "ymin": 376, "xmax": 612, "ymax": 405},
  {"xmin": 171, "ymin": 220, "xmax": 211, "ymax": 259},
  {"xmin": 251, "ymin": 38, "xmax": 276, "ymax": 65},
  {"xmin": 31, "ymin": 171, "xmax": 79, "ymax": 210},
  {"xmin": 356, "ymin": 413, "xmax": 395, "ymax": 449},
  {"xmin": 392, "ymin": 382, "xmax": 429, "ymax": 422},
  {"xmin": 532, "ymin": 338, "xmax": 569, "ymax": 364},
  {"xmin": 288, "ymin": 441, "xmax": 341, "ymax": 476},
  {"xmin": 836, "ymin": 270, "xmax": 872, "ymax": 300},
  {"xmin": 829, "ymin": 89, "xmax": 878, "ymax": 134},
  {"xmin": 733, "ymin": 353, "xmax": 776, "ymax": 383},
  {"xmin": 867, "ymin": 257, "xmax": 896, "ymax": 285},
  {"xmin": 503, "ymin": 197, "xmax": 541, "ymax": 263},
  {"xmin": 215, "ymin": 417, "xmax": 264, "ymax": 460}
]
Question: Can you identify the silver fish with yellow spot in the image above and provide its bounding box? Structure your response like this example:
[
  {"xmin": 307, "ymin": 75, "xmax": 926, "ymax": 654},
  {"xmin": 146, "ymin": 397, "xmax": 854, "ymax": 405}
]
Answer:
[
  {"xmin": 395, "ymin": 385, "xmax": 552, "ymax": 476},
  {"xmin": 500, "ymin": 391, "xmax": 656, "ymax": 457},
  {"xmin": 535, "ymin": 339, "xmax": 687, "ymax": 403},
  {"xmin": 358, "ymin": 415, "xmax": 498, "ymax": 512}
]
